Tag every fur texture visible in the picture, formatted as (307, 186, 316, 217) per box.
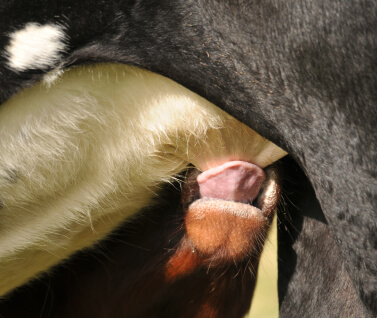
(0, 171, 270, 318)
(0, 0, 376, 316)
(5, 23, 66, 72)
(0, 63, 285, 296)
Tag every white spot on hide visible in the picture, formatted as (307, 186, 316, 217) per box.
(5, 23, 66, 72)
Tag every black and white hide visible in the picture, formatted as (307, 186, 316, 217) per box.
(0, 1, 376, 317)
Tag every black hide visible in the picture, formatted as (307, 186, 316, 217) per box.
(278, 156, 366, 317)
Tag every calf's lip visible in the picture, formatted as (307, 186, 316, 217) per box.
(181, 163, 280, 262)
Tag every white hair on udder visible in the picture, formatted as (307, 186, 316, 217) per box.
(0, 64, 286, 296)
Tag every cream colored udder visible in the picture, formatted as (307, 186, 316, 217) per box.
(0, 64, 286, 296)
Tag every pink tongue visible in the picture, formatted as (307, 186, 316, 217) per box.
(197, 161, 265, 203)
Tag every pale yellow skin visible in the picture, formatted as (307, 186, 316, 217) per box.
(0, 64, 286, 296)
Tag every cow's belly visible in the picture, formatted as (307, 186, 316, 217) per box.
(0, 64, 286, 296)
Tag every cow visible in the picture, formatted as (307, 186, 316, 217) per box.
(0, 1, 376, 317)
